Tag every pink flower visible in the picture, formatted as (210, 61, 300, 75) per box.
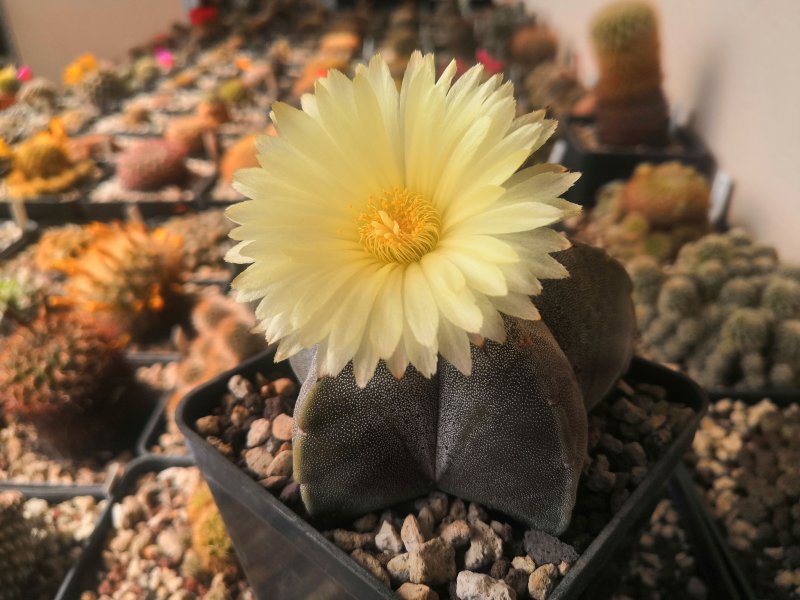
(476, 49, 504, 75)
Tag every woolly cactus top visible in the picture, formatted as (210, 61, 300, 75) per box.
(591, 0, 659, 53)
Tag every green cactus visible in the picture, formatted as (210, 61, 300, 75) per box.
(188, 481, 237, 575)
(774, 320, 800, 364)
(721, 308, 771, 353)
(81, 68, 127, 112)
(627, 255, 663, 304)
(657, 276, 700, 316)
(762, 277, 800, 320)
(291, 244, 635, 534)
(0, 491, 36, 599)
(590, 1, 668, 146)
(719, 278, 761, 307)
(769, 363, 796, 388)
(117, 139, 188, 191)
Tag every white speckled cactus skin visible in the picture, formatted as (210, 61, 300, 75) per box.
(290, 244, 636, 535)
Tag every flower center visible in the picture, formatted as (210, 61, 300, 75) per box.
(357, 187, 440, 264)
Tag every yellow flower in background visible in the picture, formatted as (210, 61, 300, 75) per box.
(63, 53, 98, 85)
(227, 52, 580, 387)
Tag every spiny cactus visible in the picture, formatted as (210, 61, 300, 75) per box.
(161, 210, 233, 272)
(621, 162, 710, 229)
(81, 68, 127, 113)
(57, 222, 185, 338)
(0, 492, 36, 600)
(635, 228, 800, 389)
(164, 115, 216, 156)
(131, 56, 160, 90)
(525, 61, 586, 116)
(0, 310, 126, 454)
(34, 223, 98, 272)
(4, 120, 95, 199)
(18, 78, 58, 113)
(590, 1, 668, 146)
(220, 134, 258, 185)
(117, 139, 188, 191)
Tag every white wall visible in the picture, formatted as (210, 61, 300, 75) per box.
(1, 0, 185, 81)
(525, 0, 800, 262)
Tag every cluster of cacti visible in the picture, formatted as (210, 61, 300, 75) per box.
(117, 138, 188, 191)
(0, 491, 36, 600)
(162, 209, 234, 271)
(187, 480, 238, 575)
(0, 310, 126, 455)
(81, 68, 128, 113)
(4, 119, 95, 199)
(632, 229, 800, 389)
(508, 21, 558, 70)
(577, 162, 711, 263)
(55, 222, 185, 338)
(590, 0, 669, 147)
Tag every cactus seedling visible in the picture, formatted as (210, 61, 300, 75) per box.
(590, 1, 668, 146)
(117, 139, 188, 191)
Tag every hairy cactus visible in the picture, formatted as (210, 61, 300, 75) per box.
(657, 276, 700, 316)
(590, 1, 668, 146)
(117, 139, 188, 191)
(0, 310, 127, 454)
(4, 120, 95, 199)
(525, 61, 586, 116)
(621, 162, 710, 229)
(291, 243, 635, 534)
(57, 222, 185, 338)
(81, 68, 127, 113)
(762, 277, 800, 320)
(0, 492, 36, 599)
(220, 134, 258, 184)
(34, 223, 98, 271)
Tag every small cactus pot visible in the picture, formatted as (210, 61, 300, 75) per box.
(177, 348, 707, 599)
(559, 116, 715, 208)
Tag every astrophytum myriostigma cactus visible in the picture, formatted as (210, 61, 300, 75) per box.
(290, 243, 635, 535)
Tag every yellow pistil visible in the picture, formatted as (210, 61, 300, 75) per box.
(357, 187, 440, 264)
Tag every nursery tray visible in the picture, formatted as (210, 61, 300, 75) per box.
(176, 352, 707, 600)
(706, 388, 800, 405)
(54, 454, 195, 600)
(0, 218, 39, 261)
(0, 196, 81, 222)
(0, 375, 162, 497)
(669, 464, 757, 600)
(135, 395, 188, 457)
(560, 116, 716, 207)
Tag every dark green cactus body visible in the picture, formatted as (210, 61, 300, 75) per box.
(291, 244, 635, 534)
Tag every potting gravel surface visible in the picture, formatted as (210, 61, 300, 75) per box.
(688, 397, 800, 599)
(0, 220, 22, 253)
(196, 371, 696, 599)
(88, 158, 215, 204)
(609, 497, 707, 600)
(80, 466, 253, 600)
(22, 494, 107, 599)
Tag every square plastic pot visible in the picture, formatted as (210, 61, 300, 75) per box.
(176, 350, 708, 600)
(54, 455, 195, 600)
(559, 116, 716, 208)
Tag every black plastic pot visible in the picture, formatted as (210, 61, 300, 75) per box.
(54, 454, 195, 600)
(669, 464, 757, 600)
(0, 196, 81, 222)
(559, 116, 716, 207)
(0, 218, 38, 261)
(176, 350, 707, 600)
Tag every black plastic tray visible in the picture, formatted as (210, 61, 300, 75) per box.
(560, 116, 716, 207)
(0, 218, 38, 261)
(176, 351, 707, 600)
(669, 464, 757, 600)
(54, 454, 195, 600)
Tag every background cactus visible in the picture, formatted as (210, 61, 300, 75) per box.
(4, 120, 95, 199)
(56, 222, 185, 338)
(590, 0, 669, 146)
(117, 139, 188, 191)
(291, 244, 635, 535)
(220, 134, 258, 185)
(18, 78, 58, 113)
(216, 78, 251, 106)
(574, 162, 711, 263)
(508, 21, 558, 70)
(164, 115, 216, 156)
(0, 491, 36, 600)
(188, 480, 238, 575)
(81, 68, 127, 113)
(634, 228, 800, 389)
(0, 310, 128, 455)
